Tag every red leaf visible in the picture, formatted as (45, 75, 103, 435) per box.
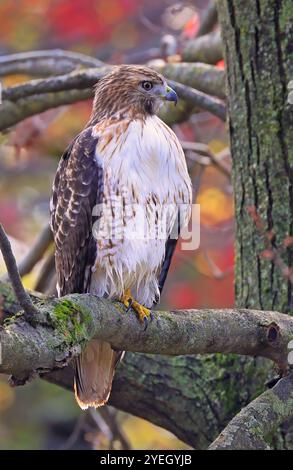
(283, 236, 293, 248)
(182, 13, 200, 39)
(260, 250, 274, 260)
(216, 59, 225, 69)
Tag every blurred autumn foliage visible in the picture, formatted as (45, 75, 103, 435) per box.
(0, 0, 233, 450)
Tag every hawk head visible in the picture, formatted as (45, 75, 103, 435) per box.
(92, 65, 177, 121)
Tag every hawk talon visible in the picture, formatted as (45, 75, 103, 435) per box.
(126, 298, 133, 312)
(120, 290, 151, 326)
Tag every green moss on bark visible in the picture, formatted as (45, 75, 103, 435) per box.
(50, 299, 92, 347)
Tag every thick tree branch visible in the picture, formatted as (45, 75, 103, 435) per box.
(209, 373, 293, 450)
(0, 279, 292, 380)
(3, 59, 225, 101)
(0, 279, 286, 448)
(197, 2, 218, 37)
(182, 30, 223, 64)
(1, 67, 112, 102)
(0, 89, 93, 131)
(0, 68, 226, 131)
(168, 80, 226, 121)
(0, 49, 104, 77)
(150, 62, 225, 99)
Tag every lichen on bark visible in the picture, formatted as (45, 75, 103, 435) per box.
(218, 0, 292, 313)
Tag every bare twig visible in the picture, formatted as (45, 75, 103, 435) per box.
(209, 374, 293, 450)
(203, 250, 234, 279)
(0, 225, 39, 316)
(88, 408, 113, 445)
(124, 47, 162, 64)
(34, 251, 56, 295)
(139, 7, 163, 34)
(185, 151, 211, 167)
(59, 414, 87, 450)
(99, 408, 131, 450)
(181, 140, 231, 177)
(17, 224, 53, 277)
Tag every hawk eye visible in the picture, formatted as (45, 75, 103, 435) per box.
(141, 81, 153, 91)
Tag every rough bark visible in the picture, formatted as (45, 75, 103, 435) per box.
(215, 0, 293, 450)
(218, 0, 293, 313)
(209, 373, 293, 450)
(46, 353, 269, 449)
(1, 280, 291, 378)
(0, 283, 276, 448)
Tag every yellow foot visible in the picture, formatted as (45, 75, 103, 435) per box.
(120, 289, 152, 327)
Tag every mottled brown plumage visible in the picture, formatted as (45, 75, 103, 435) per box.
(51, 65, 192, 409)
(90, 65, 165, 123)
(51, 127, 102, 295)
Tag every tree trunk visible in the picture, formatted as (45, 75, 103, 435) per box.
(214, 0, 293, 449)
(218, 0, 292, 313)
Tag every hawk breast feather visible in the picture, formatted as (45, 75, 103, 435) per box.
(51, 117, 192, 303)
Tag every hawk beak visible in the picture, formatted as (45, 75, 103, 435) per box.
(165, 86, 178, 105)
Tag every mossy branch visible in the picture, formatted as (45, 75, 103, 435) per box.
(0, 280, 292, 380)
(209, 373, 293, 450)
(1, 280, 293, 449)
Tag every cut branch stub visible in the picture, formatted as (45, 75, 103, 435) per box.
(266, 323, 280, 343)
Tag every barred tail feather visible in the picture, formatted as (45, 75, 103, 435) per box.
(74, 339, 118, 409)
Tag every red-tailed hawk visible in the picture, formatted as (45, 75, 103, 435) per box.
(50, 65, 192, 409)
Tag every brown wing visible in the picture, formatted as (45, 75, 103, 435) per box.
(50, 126, 103, 296)
(158, 236, 178, 295)
(157, 209, 181, 300)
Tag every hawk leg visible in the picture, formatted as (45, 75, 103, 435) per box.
(120, 289, 152, 328)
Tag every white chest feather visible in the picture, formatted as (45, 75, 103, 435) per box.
(90, 115, 192, 305)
